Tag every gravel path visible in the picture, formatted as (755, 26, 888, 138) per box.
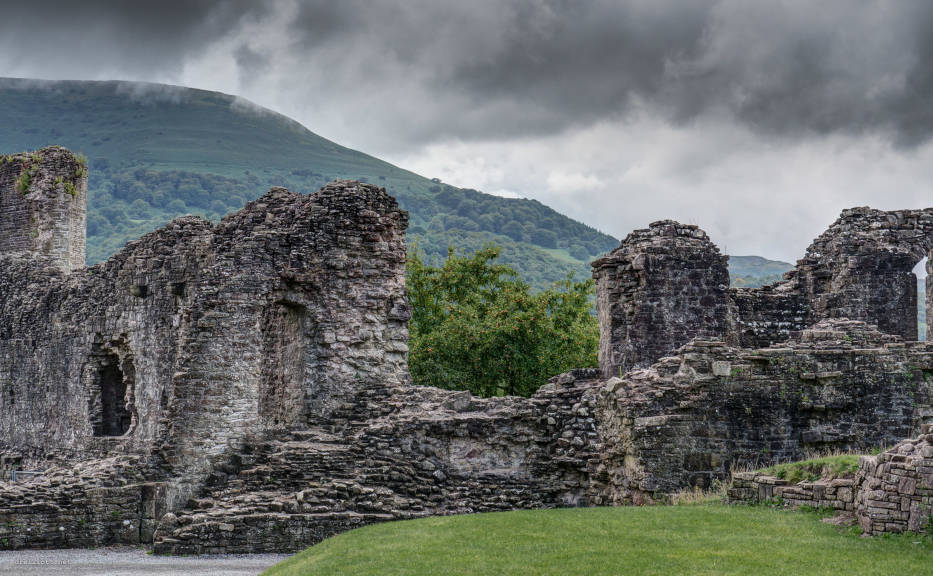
(0, 548, 290, 576)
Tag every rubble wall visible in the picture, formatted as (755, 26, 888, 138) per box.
(856, 426, 933, 535)
(594, 320, 933, 504)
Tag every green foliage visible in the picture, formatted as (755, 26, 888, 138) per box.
(407, 246, 598, 397)
(14, 169, 30, 194)
(759, 454, 861, 484)
(262, 505, 933, 576)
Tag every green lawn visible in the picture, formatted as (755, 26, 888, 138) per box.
(262, 504, 932, 576)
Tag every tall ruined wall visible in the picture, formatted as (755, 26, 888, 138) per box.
(0, 178, 409, 479)
(0, 147, 87, 272)
(795, 207, 933, 341)
(592, 221, 731, 377)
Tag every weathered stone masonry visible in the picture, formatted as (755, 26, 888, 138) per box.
(0, 146, 86, 273)
(3, 147, 933, 552)
(594, 208, 933, 376)
(592, 221, 731, 377)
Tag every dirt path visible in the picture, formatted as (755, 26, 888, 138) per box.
(0, 548, 289, 576)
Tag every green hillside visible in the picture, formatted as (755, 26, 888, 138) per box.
(0, 78, 618, 288)
(729, 255, 794, 288)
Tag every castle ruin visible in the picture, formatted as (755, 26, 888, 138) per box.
(0, 147, 931, 553)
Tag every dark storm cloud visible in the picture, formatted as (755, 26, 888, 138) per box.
(0, 1, 268, 77)
(5, 0, 933, 146)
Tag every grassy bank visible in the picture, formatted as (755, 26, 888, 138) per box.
(263, 504, 932, 576)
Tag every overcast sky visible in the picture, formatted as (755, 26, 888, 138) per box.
(2, 0, 933, 263)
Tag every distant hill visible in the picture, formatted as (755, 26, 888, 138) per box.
(0, 78, 618, 289)
(728, 255, 795, 288)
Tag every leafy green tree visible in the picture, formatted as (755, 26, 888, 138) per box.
(407, 246, 598, 397)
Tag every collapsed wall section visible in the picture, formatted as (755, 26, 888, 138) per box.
(152, 369, 605, 554)
(856, 425, 933, 535)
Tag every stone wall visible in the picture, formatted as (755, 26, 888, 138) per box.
(4, 149, 933, 552)
(592, 221, 731, 377)
(0, 147, 86, 273)
(795, 207, 933, 342)
(856, 426, 933, 535)
(728, 472, 856, 511)
(0, 157, 415, 550)
(592, 320, 933, 504)
(153, 369, 605, 554)
(594, 208, 933, 371)
(729, 285, 808, 349)
(729, 426, 933, 537)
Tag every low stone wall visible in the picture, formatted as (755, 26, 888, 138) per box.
(0, 457, 166, 549)
(856, 426, 933, 535)
(151, 370, 605, 554)
(728, 472, 855, 511)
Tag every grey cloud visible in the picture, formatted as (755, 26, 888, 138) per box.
(280, 0, 933, 146)
(3, 1, 933, 147)
(0, 1, 268, 79)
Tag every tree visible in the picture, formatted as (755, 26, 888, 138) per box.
(501, 221, 524, 241)
(530, 228, 558, 249)
(407, 245, 598, 397)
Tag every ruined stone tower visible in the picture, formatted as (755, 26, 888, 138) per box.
(0, 146, 87, 272)
(591, 220, 731, 377)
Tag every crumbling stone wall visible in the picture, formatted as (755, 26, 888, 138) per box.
(593, 320, 933, 504)
(592, 221, 731, 377)
(152, 369, 605, 554)
(596, 209, 933, 370)
(855, 425, 933, 535)
(728, 425, 933, 536)
(794, 207, 933, 341)
(0, 151, 414, 550)
(4, 148, 933, 552)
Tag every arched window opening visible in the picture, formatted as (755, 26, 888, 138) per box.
(914, 257, 928, 342)
(86, 343, 135, 437)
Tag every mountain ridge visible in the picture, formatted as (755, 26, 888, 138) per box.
(0, 77, 799, 290)
(0, 78, 617, 288)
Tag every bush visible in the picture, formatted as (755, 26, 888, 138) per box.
(407, 246, 598, 397)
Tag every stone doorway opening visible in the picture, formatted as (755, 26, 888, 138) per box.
(914, 258, 928, 342)
(86, 340, 136, 437)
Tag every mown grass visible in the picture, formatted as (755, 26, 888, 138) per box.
(262, 505, 932, 576)
(759, 454, 861, 484)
